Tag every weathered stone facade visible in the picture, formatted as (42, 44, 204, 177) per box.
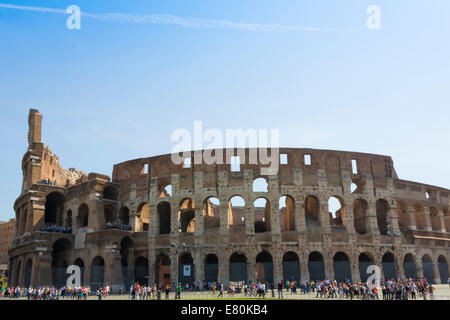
(8, 109, 450, 291)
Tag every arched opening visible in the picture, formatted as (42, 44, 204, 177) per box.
(252, 177, 268, 192)
(381, 252, 397, 280)
(414, 203, 427, 230)
(353, 199, 369, 234)
(134, 256, 148, 286)
(282, 251, 300, 282)
(104, 204, 115, 224)
(203, 197, 220, 230)
(103, 186, 118, 201)
(422, 254, 434, 284)
(159, 184, 172, 198)
(280, 196, 295, 231)
(51, 238, 72, 288)
(77, 204, 89, 228)
(376, 199, 390, 235)
(156, 254, 171, 288)
(333, 252, 351, 282)
(308, 252, 325, 281)
(305, 196, 320, 227)
(254, 197, 271, 233)
(229, 253, 247, 282)
(204, 254, 219, 283)
(358, 253, 374, 282)
(430, 207, 441, 231)
(65, 210, 72, 228)
(178, 198, 195, 233)
(90, 256, 105, 290)
(256, 251, 273, 284)
(328, 196, 344, 227)
(136, 203, 150, 232)
(438, 255, 449, 284)
(178, 252, 194, 284)
(120, 237, 134, 288)
(157, 202, 171, 234)
(396, 200, 411, 231)
(444, 207, 450, 232)
(20, 209, 28, 235)
(44, 192, 65, 226)
(228, 196, 246, 228)
(119, 207, 130, 226)
(74, 258, 85, 286)
(24, 259, 32, 287)
(403, 254, 418, 280)
(14, 260, 21, 287)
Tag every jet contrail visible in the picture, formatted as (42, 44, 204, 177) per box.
(0, 3, 327, 32)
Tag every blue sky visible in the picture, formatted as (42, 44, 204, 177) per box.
(0, 0, 449, 220)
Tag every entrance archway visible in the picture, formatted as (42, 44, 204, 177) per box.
(229, 253, 247, 282)
(282, 252, 300, 282)
(256, 251, 273, 284)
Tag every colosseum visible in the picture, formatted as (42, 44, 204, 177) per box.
(8, 109, 450, 291)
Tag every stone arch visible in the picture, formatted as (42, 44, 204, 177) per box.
(134, 256, 149, 285)
(282, 251, 300, 282)
(308, 251, 325, 281)
(376, 199, 390, 235)
(252, 177, 268, 192)
(178, 252, 194, 284)
(414, 203, 426, 230)
(24, 258, 33, 287)
(305, 196, 320, 227)
(256, 250, 273, 284)
(403, 253, 418, 280)
(14, 259, 22, 287)
(157, 202, 171, 234)
(254, 197, 271, 233)
(136, 202, 150, 232)
(353, 198, 369, 234)
(358, 252, 374, 282)
(90, 256, 105, 290)
(422, 254, 434, 284)
(429, 207, 441, 231)
(328, 196, 345, 227)
(44, 192, 65, 225)
(396, 200, 410, 230)
(120, 236, 134, 288)
(229, 253, 247, 282)
(156, 253, 171, 288)
(437, 255, 449, 284)
(204, 254, 219, 283)
(77, 204, 89, 228)
(65, 209, 72, 228)
(280, 195, 295, 231)
(381, 251, 397, 280)
(159, 183, 172, 198)
(333, 252, 352, 282)
(51, 238, 73, 288)
(203, 197, 220, 230)
(178, 198, 195, 233)
(103, 204, 116, 224)
(228, 196, 246, 227)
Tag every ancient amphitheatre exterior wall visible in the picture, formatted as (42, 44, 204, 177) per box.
(8, 110, 450, 290)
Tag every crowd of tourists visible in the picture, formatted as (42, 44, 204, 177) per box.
(0, 278, 440, 300)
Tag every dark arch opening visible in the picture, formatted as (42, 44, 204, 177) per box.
(229, 253, 247, 282)
(353, 199, 369, 234)
(103, 186, 118, 201)
(178, 252, 194, 284)
(44, 192, 65, 225)
(158, 202, 171, 234)
(305, 196, 320, 227)
(134, 256, 148, 286)
(120, 237, 134, 288)
(119, 207, 130, 226)
(358, 253, 374, 282)
(376, 199, 390, 235)
(156, 254, 171, 289)
(422, 254, 434, 284)
(438, 255, 449, 284)
(51, 238, 72, 288)
(308, 252, 325, 281)
(24, 259, 32, 287)
(90, 256, 105, 290)
(204, 254, 219, 283)
(74, 257, 85, 285)
(282, 251, 300, 282)
(256, 251, 273, 284)
(381, 252, 397, 280)
(77, 204, 89, 228)
(333, 252, 351, 282)
(403, 254, 418, 280)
